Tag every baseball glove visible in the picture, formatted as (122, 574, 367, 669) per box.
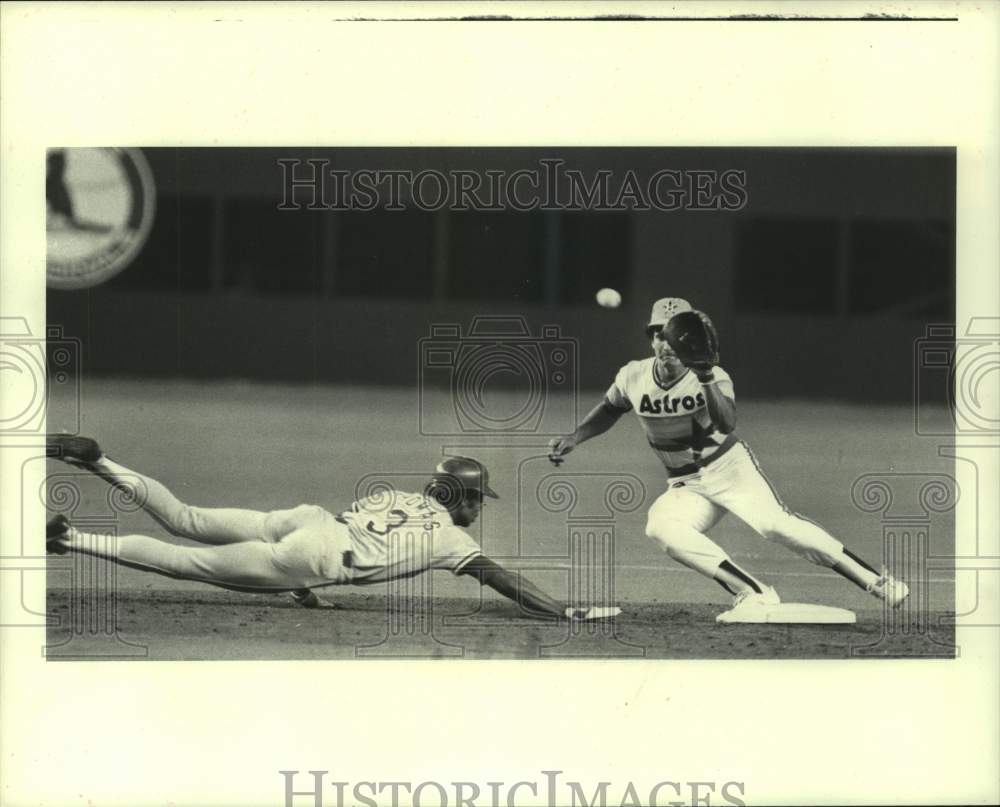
(664, 310, 720, 375)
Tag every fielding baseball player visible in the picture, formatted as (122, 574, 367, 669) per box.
(46, 435, 618, 622)
(548, 297, 909, 621)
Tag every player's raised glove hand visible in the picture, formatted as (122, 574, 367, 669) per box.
(547, 434, 577, 466)
(565, 606, 622, 621)
(664, 310, 720, 381)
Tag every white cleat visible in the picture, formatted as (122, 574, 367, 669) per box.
(867, 572, 910, 608)
(716, 585, 781, 623)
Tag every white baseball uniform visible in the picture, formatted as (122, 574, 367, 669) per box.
(74, 458, 483, 591)
(605, 358, 844, 577)
(335, 489, 483, 583)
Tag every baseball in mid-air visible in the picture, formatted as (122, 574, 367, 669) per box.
(596, 287, 622, 308)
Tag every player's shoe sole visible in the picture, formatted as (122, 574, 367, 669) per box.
(46, 514, 72, 555)
(47, 434, 104, 467)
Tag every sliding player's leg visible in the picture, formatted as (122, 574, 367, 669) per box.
(49, 435, 269, 545)
(46, 509, 353, 592)
(96, 455, 273, 544)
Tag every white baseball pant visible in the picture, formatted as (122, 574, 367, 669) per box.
(644, 441, 845, 578)
(77, 458, 353, 591)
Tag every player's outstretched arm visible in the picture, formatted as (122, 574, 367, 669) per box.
(548, 399, 626, 462)
(458, 555, 619, 621)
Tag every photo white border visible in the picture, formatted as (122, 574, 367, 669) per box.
(2, 2, 997, 805)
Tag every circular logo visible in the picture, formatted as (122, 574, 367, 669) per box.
(46, 148, 156, 290)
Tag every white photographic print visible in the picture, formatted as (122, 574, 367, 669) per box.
(1, 3, 996, 806)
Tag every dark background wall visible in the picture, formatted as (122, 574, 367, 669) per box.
(47, 148, 955, 401)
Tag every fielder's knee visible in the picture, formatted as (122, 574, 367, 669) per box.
(645, 517, 683, 556)
(645, 517, 731, 578)
(645, 516, 664, 544)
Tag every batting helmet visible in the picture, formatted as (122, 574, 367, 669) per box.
(646, 297, 693, 335)
(432, 456, 499, 500)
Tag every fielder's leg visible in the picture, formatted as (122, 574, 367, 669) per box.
(645, 487, 774, 598)
(707, 443, 908, 606)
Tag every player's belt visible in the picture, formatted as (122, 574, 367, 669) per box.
(651, 432, 739, 478)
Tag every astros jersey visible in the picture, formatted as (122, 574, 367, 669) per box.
(606, 358, 736, 474)
(335, 489, 482, 584)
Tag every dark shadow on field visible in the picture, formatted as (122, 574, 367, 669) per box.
(47, 588, 956, 661)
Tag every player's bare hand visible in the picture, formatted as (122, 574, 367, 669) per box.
(547, 434, 577, 465)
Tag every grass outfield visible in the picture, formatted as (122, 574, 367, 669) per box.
(45, 379, 956, 659)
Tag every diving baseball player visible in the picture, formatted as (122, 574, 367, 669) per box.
(548, 297, 909, 621)
(46, 436, 618, 621)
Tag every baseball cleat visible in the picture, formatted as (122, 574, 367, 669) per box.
(715, 584, 781, 623)
(46, 514, 72, 555)
(47, 434, 104, 467)
(731, 584, 781, 608)
(867, 572, 910, 608)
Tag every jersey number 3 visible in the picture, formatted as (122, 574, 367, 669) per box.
(364, 508, 409, 535)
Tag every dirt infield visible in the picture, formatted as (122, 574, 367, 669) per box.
(46, 587, 955, 660)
